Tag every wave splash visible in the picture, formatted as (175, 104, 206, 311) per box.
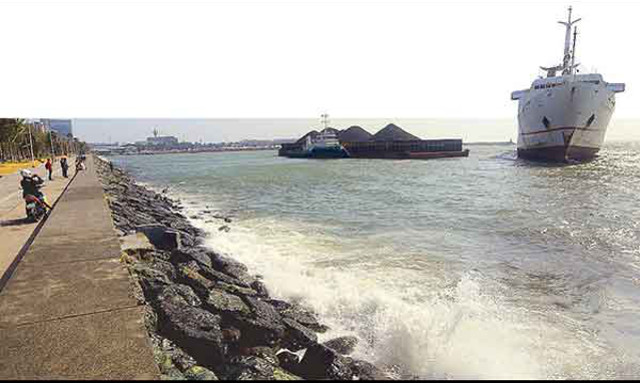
(175, 199, 609, 380)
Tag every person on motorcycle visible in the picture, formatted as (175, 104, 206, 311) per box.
(20, 169, 53, 210)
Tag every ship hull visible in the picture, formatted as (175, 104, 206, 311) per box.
(309, 146, 349, 158)
(517, 144, 598, 162)
(514, 74, 617, 162)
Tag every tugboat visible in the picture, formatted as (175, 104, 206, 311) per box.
(286, 114, 349, 159)
(511, 7, 625, 162)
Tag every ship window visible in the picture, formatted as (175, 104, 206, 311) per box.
(542, 116, 551, 129)
(586, 114, 595, 127)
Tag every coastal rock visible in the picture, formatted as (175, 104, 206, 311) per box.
(323, 335, 359, 355)
(222, 356, 279, 380)
(120, 232, 155, 258)
(282, 317, 318, 351)
(234, 297, 286, 347)
(276, 350, 302, 374)
(132, 264, 173, 299)
(97, 158, 360, 380)
(171, 248, 214, 269)
(184, 365, 219, 380)
(250, 280, 270, 298)
(345, 358, 392, 380)
(208, 251, 255, 285)
(158, 284, 202, 308)
(156, 288, 226, 367)
(269, 299, 329, 333)
(155, 350, 184, 379)
(206, 289, 251, 316)
(154, 335, 198, 372)
(177, 263, 218, 298)
(296, 343, 353, 380)
(150, 259, 178, 281)
(179, 231, 197, 248)
(221, 327, 242, 344)
(239, 346, 280, 366)
(136, 224, 181, 251)
(214, 281, 258, 297)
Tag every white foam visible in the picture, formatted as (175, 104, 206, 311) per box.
(172, 205, 615, 380)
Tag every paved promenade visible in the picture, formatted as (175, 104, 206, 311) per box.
(0, 157, 159, 380)
(0, 160, 71, 277)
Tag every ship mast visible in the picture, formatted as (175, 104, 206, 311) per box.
(320, 113, 329, 131)
(559, 6, 581, 75)
(570, 26, 578, 74)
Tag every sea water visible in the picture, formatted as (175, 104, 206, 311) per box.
(111, 142, 640, 379)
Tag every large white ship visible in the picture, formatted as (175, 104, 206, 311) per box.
(511, 7, 625, 162)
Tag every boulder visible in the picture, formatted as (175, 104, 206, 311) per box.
(239, 346, 279, 366)
(221, 327, 242, 344)
(150, 259, 178, 281)
(171, 249, 213, 269)
(296, 343, 353, 380)
(132, 264, 172, 299)
(158, 284, 202, 308)
(120, 232, 155, 257)
(157, 291, 226, 367)
(345, 358, 392, 380)
(180, 231, 197, 248)
(137, 224, 181, 251)
(177, 261, 255, 299)
(208, 251, 255, 285)
(154, 350, 184, 380)
(268, 299, 329, 333)
(233, 297, 286, 347)
(211, 280, 257, 297)
(154, 335, 198, 372)
(184, 365, 219, 380)
(323, 335, 359, 355)
(222, 356, 277, 380)
(276, 350, 301, 375)
(282, 318, 318, 351)
(251, 280, 269, 298)
(272, 367, 302, 380)
(177, 263, 218, 298)
(206, 289, 251, 316)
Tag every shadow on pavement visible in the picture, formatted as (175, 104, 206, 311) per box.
(0, 217, 35, 227)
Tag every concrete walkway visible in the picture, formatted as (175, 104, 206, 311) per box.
(0, 160, 73, 278)
(0, 157, 159, 380)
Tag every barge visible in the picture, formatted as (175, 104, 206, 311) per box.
(278, 120, 469, 160)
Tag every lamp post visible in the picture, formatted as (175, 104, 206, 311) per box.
(27, 123, 35, 167)
(49, 129, 55, 159)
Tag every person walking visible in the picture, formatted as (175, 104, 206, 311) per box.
(60, 157, 69, 178)
(45, 158, 53, 180)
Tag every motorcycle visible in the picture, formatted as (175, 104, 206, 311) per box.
(21, 177, 48, 222)
(24, 194, 47, 222)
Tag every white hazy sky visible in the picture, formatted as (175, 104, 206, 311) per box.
(0, 0, 637, 142)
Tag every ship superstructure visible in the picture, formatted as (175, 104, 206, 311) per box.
(511, 7, 625, 162)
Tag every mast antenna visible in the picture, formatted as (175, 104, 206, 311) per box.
(320, 113, 329, 130)
(571, 26, 578, 75)
(559, 6, 581, 75)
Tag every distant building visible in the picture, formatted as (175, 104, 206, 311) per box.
(41, 119, 73, 137)
(147, 135, 179, 146)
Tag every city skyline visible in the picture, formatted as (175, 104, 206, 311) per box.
(74, 118, 640, 145)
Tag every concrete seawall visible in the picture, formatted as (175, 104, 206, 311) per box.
(0, 157, 159, 379)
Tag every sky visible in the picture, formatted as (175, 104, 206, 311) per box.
(0, 0, 638, 142)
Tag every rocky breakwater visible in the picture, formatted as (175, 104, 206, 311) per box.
(94, 156, 391, 381)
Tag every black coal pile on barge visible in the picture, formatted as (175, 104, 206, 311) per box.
(279, 123, 470, 160)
